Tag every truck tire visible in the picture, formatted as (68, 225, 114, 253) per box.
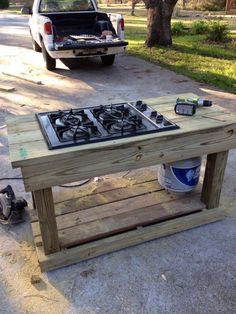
(41, 41, 56, 71)
(32, 39, 41, 52)
(101, 54, 115, 66)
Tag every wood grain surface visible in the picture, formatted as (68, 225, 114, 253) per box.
(6, 93, 236, 191)
(36, 207, 226, 272)
(201, 151, 229, 208)
(32, 188, 204, 249)
(33, 188, 60, 255)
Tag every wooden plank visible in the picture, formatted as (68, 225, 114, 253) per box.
(6, 107, 230, 162)
(56, 180, 162, 215)
(201, 151, 229, 209)
(30, 179, 164, 222)
(21, 119, 236, 191)
(6, 103, 227, 145)
(0, 86, 15, 92)
(36, 207, 226, 272)
(33, 192, 204, 248)
(33, 188, 60, 255)
(6, 94, 234, 169)
(2, 71, 42, 85)
(32, 185, 181, 234)
(6, 104, 228, 147)
(142, 93, 197, 106)
(10, 111, 236, 167)
(53, 167, 159, 203)
(58, 195, 205, 248)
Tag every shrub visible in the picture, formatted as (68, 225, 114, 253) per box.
(0, 0, 9, 9)
(207, 22, 230, 42)
(202, 0, 226, 11)
(172, 22, 186, 36)
(192, 20, 210, 34)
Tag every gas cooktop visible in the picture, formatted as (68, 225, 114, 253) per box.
(36, 101, 179, 150)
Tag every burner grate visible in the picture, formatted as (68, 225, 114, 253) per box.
(91, 104, 145, 135)
(36, 102, 179, 149)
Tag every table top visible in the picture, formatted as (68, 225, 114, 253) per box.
(6, 93, 236, 191)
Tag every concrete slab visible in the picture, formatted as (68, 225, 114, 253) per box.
(0, 13, 236, 314)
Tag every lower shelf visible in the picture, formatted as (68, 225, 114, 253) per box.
(36, 207, 226, 272)
(29, 173, 226, 272)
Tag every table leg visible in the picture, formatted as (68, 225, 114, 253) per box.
(201, 151, 229, 209)
(33, 188, 60, 255)
(31, 192, 36, 209)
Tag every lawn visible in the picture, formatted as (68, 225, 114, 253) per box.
(101, 4, 236, 94)
(2, 4, 236, 93)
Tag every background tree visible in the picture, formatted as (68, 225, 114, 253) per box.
(131, 0, 141, 16)
(182, 0, 188, 9)
(143, 0, 178, 47)
(203, 0, 226, 11)
(0, 0, 9, 9)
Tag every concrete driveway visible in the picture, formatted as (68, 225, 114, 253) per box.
(0, 13, 236, 314)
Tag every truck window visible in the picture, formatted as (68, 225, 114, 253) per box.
(39, 0, 94, 12)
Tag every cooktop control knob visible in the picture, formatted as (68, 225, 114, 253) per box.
(135, 100, 143, 109)
(135, 100, 147, 112)
(140, 103, 147, 111)
(150, 110, 157, 118)
(156, 114, 164, 124)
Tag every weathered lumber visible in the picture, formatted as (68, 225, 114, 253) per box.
(0, 86, 15, 92)
(6, 92, 236, 192)
(2, 72, 42, 85)
(201, 151, 229, 208)
(30, 179, 163, 221)
(20, 118, 236, 191)
(6, 93, 234, 271)
(36, 207, 226, 272)
(31, 186, 202, 248)
(33, 188, 60, 255)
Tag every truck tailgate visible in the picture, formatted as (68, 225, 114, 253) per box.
(54, 39, 128, 51)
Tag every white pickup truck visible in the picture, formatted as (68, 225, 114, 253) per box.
(27, 0, 128, 70)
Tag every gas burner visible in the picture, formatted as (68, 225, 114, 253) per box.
(93, 105, 129, 121)
(109, 119, 136, 133)
(50, 109, 90, 128)
(57, 120, 100, 142)
(105, 116, 143, 133)
(36, 102, 179, 149)
(60, 124, 99, 141)
(92, 104, 144, 134)
(61, 125, 90, 141)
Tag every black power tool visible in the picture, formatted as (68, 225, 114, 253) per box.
(0, 185, 27, 224)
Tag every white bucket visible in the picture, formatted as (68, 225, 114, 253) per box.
(158, 157, 201, 193)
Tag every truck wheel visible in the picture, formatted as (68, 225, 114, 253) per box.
(101, 54, 115, 66)
(41, 41, 56, 71)
(32, 39, 41, 52)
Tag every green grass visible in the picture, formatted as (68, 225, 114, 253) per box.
(0, 6, 22, 14)
(102, 4, 236, 94)
(2, 4, 236, 93)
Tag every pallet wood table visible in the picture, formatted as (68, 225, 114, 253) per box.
(6, 93, 236, 272)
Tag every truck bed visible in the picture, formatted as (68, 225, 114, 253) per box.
(42, 12, 128, 52)
(42, 12, 115, 37)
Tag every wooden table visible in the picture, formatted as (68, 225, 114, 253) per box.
(6, 93, 236, 271)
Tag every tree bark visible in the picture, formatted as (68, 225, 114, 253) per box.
(131, 0, 136, 15)
(131, 0, 140, 16)
(143, 0, 178, 47)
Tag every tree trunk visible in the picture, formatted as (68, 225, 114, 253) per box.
(144, 0, 178, 47)
(131, 0, 140, 16)
(131, 1, 136, 15)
